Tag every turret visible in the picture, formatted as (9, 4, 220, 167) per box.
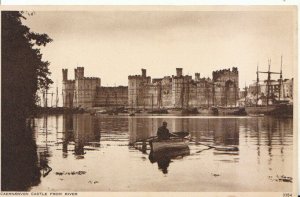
(62, 69, 68, 81)
(195, 73, 200, 81)
(142, 69, 146, 78)
(176, 68, 183, 77)
(75, 67, 84, 80)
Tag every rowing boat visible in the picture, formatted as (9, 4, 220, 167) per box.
(150, 138, 189, 152)
(149, 132, 190, 152)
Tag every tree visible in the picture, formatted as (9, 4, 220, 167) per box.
(1, 11, 53, 191)
(2, 11, 53, 118)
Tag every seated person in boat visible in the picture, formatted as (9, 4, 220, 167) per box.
(157, 121, 176, 140)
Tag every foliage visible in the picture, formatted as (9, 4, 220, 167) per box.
(2, 11, 53, 116)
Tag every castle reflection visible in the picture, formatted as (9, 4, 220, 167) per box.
(128, 117, 239, 146)
(128, 116, 292, 174)
(62, 114, 100, 158)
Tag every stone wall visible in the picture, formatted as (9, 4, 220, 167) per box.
(74, 78, 100, 108)
(63, 66, 240, 109)
(62, 80, 75, 108)
(95, 86, 128, 107)
(62, 67, 101, 109)
(128, 69, 151, 108)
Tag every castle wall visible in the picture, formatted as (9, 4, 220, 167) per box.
(62, 67, 101, 109)
(62, 66, 240, 109)
(128, 69, 151, 108)
(62, 80, 75, 108)
(213, 67, 239, 107)
(95, 86, 128, 107)
(188, 80, 214, 108)
(161, 77, 173, 107)
(74, 78, 101, 108)
(172, 76, 193, 108)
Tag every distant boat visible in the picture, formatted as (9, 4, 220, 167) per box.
(168, 108, 198, 115)
(245, 57, 293, 117)
(245, 103, 292, 116)
(216, 106, 247, 116)
(147, 108, 169, 114)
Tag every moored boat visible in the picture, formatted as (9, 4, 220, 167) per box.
(245, 103, 292, 116)
(147, 108, 169, 114)
(216, 106, 247, 116)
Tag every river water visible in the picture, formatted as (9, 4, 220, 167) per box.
(29, 114, 293, 192)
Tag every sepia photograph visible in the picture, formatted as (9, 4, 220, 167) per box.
(1, 5, 297, 196)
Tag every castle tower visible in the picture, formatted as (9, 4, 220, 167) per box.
(74, 66, 100, 108)
(172, 68, 192, 108)
(212, 67, 239, 106)
(62, 68, 75, 108)
(62, 69, 68, 81)
(128, 68, 151, 109)
(75, 67, 84, 80)
(195, 73, 200, 81)
(142, 69, 146, 77)
(176, 68, 183, 77)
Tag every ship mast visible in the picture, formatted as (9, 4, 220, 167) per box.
(244, 82, 247, 104)
(279, 55, 285, 101)
(266, 59, 271, 106)
(256, 64, 259, 107)
(56, 86, 59, 107)
(257, 58, 282, 106)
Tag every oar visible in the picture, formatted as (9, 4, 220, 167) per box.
(133, 136, 157, 143)
(189, 138, 239, 151)
(195, 147, 214, 153)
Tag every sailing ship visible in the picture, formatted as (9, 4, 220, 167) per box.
(245, 57, 292, 116)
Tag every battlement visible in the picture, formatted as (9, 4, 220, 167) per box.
(212, 67, 239, 80)
(97, 86, 128, 90)
(81, 77, 100, 80)
(128, 75, 151, 80)
(75, 67, 84, 79)
(198, 77, 212, 82)
(152, 78, 163, 83)
(172, 75, 193, 80)
(128, 68, 150, 80)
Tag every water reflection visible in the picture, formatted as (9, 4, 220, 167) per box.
(149, 148, 190, 174)
(129, 116, 293, 174)
(62, 114, 100, 158)
(38, 115, 53, 177)
(129, 117, 240, 146)
(26, 114, 293, 191)
(2, 118, 41, 191)
(129, 117, 241, 173)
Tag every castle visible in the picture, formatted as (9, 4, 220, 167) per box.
(62, 67, 239, 109)
(62, 67, 127, 108)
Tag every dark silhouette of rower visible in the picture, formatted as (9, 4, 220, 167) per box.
(157, 121, 177, 140)
(157, 121, 170, 140)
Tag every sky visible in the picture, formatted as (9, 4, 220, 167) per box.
(22, 6, 297, 93)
